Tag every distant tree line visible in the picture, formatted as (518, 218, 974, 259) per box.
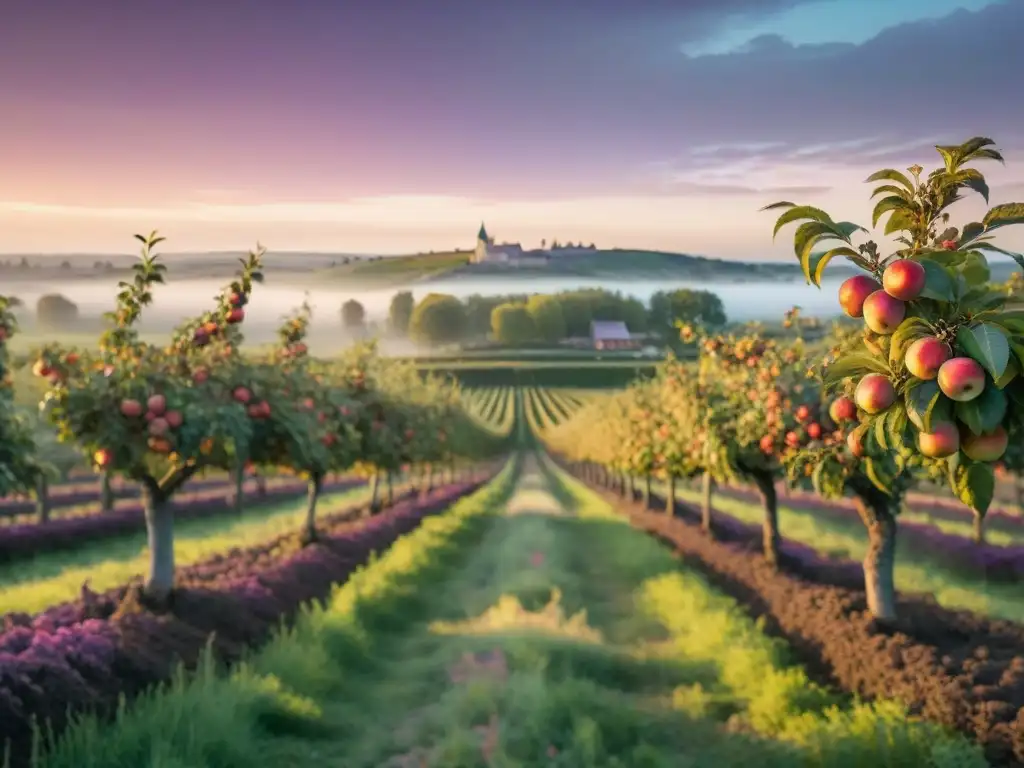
(383, 287, 726, 347)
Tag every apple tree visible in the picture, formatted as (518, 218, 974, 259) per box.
(0, 297, 44, 500)
(765, 136, 1024, 621)
(37, 233, 266, 604)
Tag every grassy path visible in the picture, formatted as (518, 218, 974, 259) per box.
(40, 458, 985, 767)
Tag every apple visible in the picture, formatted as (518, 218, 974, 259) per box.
(838, 275, 881, 318)
(229, 292, 245, 307)
(120, 399, 143, 418)
(322, 434, 336, 446)
(148, 417, 169, 437)
(94, 448, 113, 468)
(259, 401, 271, 417)
(233, 386, 252, 404)
(937, 357, 985, 402)
(882, 259, 926, 301)
(759, 434, 775, 454)
(904, 337, 951, 380)
(144, 411, 157, 423)
(193, 328, 210, 347)
(862, 291, 906, 335)
(65, 353, 79, 365)
(829, 396, 857, 423)
(165, 410, 183, 429)
(147, 394, 167, 416)
(855, 373, 896, 414)
(301, 398, 314, 410)
(226, 308, 245, 324)
(961, 425, 1009, 461)
(795, 405, 811, 423)
(0, 326, 7, 342)
(148, 437, 172, 454)
(193, 368, 209, 384)
(846, 430, 865, 458)
(941, 239, 958, 251)
(916, 421, 960, 458)
(32, 359, 52, 378)
(247, 403, 263, 418)
(807, 422, 822, 440)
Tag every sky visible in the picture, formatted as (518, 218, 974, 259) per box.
(2, 0, 1023, 260)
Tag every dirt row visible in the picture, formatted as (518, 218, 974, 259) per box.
(585, 479, 1024, 767)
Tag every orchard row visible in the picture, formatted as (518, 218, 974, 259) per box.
(0, 233, 508, 603)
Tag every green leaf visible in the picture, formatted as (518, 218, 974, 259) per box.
(822, 351, 890, 387)
(884, 209, 916, 235)
(981, 202, 1024, 233)
(870, 184, 911, 201)
(954, 461, 995, 516)
(904, 380, 944, 432)
(959, 251, 991, 285)
(864, 168, 914, 192)
(760, 201, 796, 212)
(916, 259, 956, 302)
(873, 413, 889, 450)
(959, 222, 985, 245)
(956, 169, 990, 203)
(954, 384, 1007, 434)
(809, 247, 860, 286)
(772, 205, 834, 239)
(993, 356, 1019, 389)
(970, 241, 1024, 271)
(861, 457, 893, 495)
(871, 195, 912, 228)
(956, 322, 1010, 380)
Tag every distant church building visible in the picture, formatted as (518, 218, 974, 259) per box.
(472, 223, 548, 266)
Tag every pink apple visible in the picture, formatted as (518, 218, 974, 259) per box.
(882, 259, 926, 301)
(916, 421, 960, 458)
(904, 337, 951, 380)
(829, 396, 857, 423)
(937, 357, 985, 402)
(961, 425, 1009, 462)
(862, 291, 906, 335)
(855, 373, 896, 414)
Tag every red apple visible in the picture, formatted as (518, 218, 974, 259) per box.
(838, 275, 881, 318)
(846, 430, 865, 457)
(94, 448, 113, 468)
(193, 328, 210, 347)
(145, 411, 157, 423)
(165, 410, 183, 429)
(759, 434, 775, 454)
(916, 421, 960, 458)
(961, 425, 1009, 461)
(120, 399, 143, 418)
(148, 437, 172, 454)
(937, 357, 985, 402)
(148, 417, 169, 437)
(233, 386, 252, 404)
(247, 403, 263, 418)
(882, 259, 926, 301)
(0, 326, 7, 342)
(807, 422, 822, 440)
(904, 337, 951, 380)
(147, 394, 167, 416)
(829, 396, 857, 423)
(855, 373, 895, 414)
(193, 368, 209, 384)
(65, 353, 79, 365)
(941, 239, 958, 251)
(795, 405, 811, 423)
(32, 359, 52, 378)
(226, 308, 245, 324)
(229, 292, 245, 307)
(862, 291, 906, 335)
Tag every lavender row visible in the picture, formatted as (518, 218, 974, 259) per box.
(0, 478, 363, 565)
(0, 481, 484, 768)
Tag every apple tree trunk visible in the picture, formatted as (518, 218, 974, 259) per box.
(303, 473, 324, 543)
(644, 475, 653, 509)
(749, 469, 780, 567)
(255, 474, 267, 498)
(666, 474, 676, 515)
(971, 512, 986, 545)
(627, 474, 636, 502)
(700, 472, 715, 538)
(142, 483, 175, 604)
(231, 462, 245, 513)
(100, 471, 115, 512)
(385, 470, 394, 506)
(35, 475, 50, 524)
(852, 484, 898, 622)
(369, 472, 381, 513)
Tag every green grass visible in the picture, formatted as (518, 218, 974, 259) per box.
(33, 456, 985, 768)
(312, 250, 471, 285)
(0, 483, 376, 616)
(672, 483, 1024, 624)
